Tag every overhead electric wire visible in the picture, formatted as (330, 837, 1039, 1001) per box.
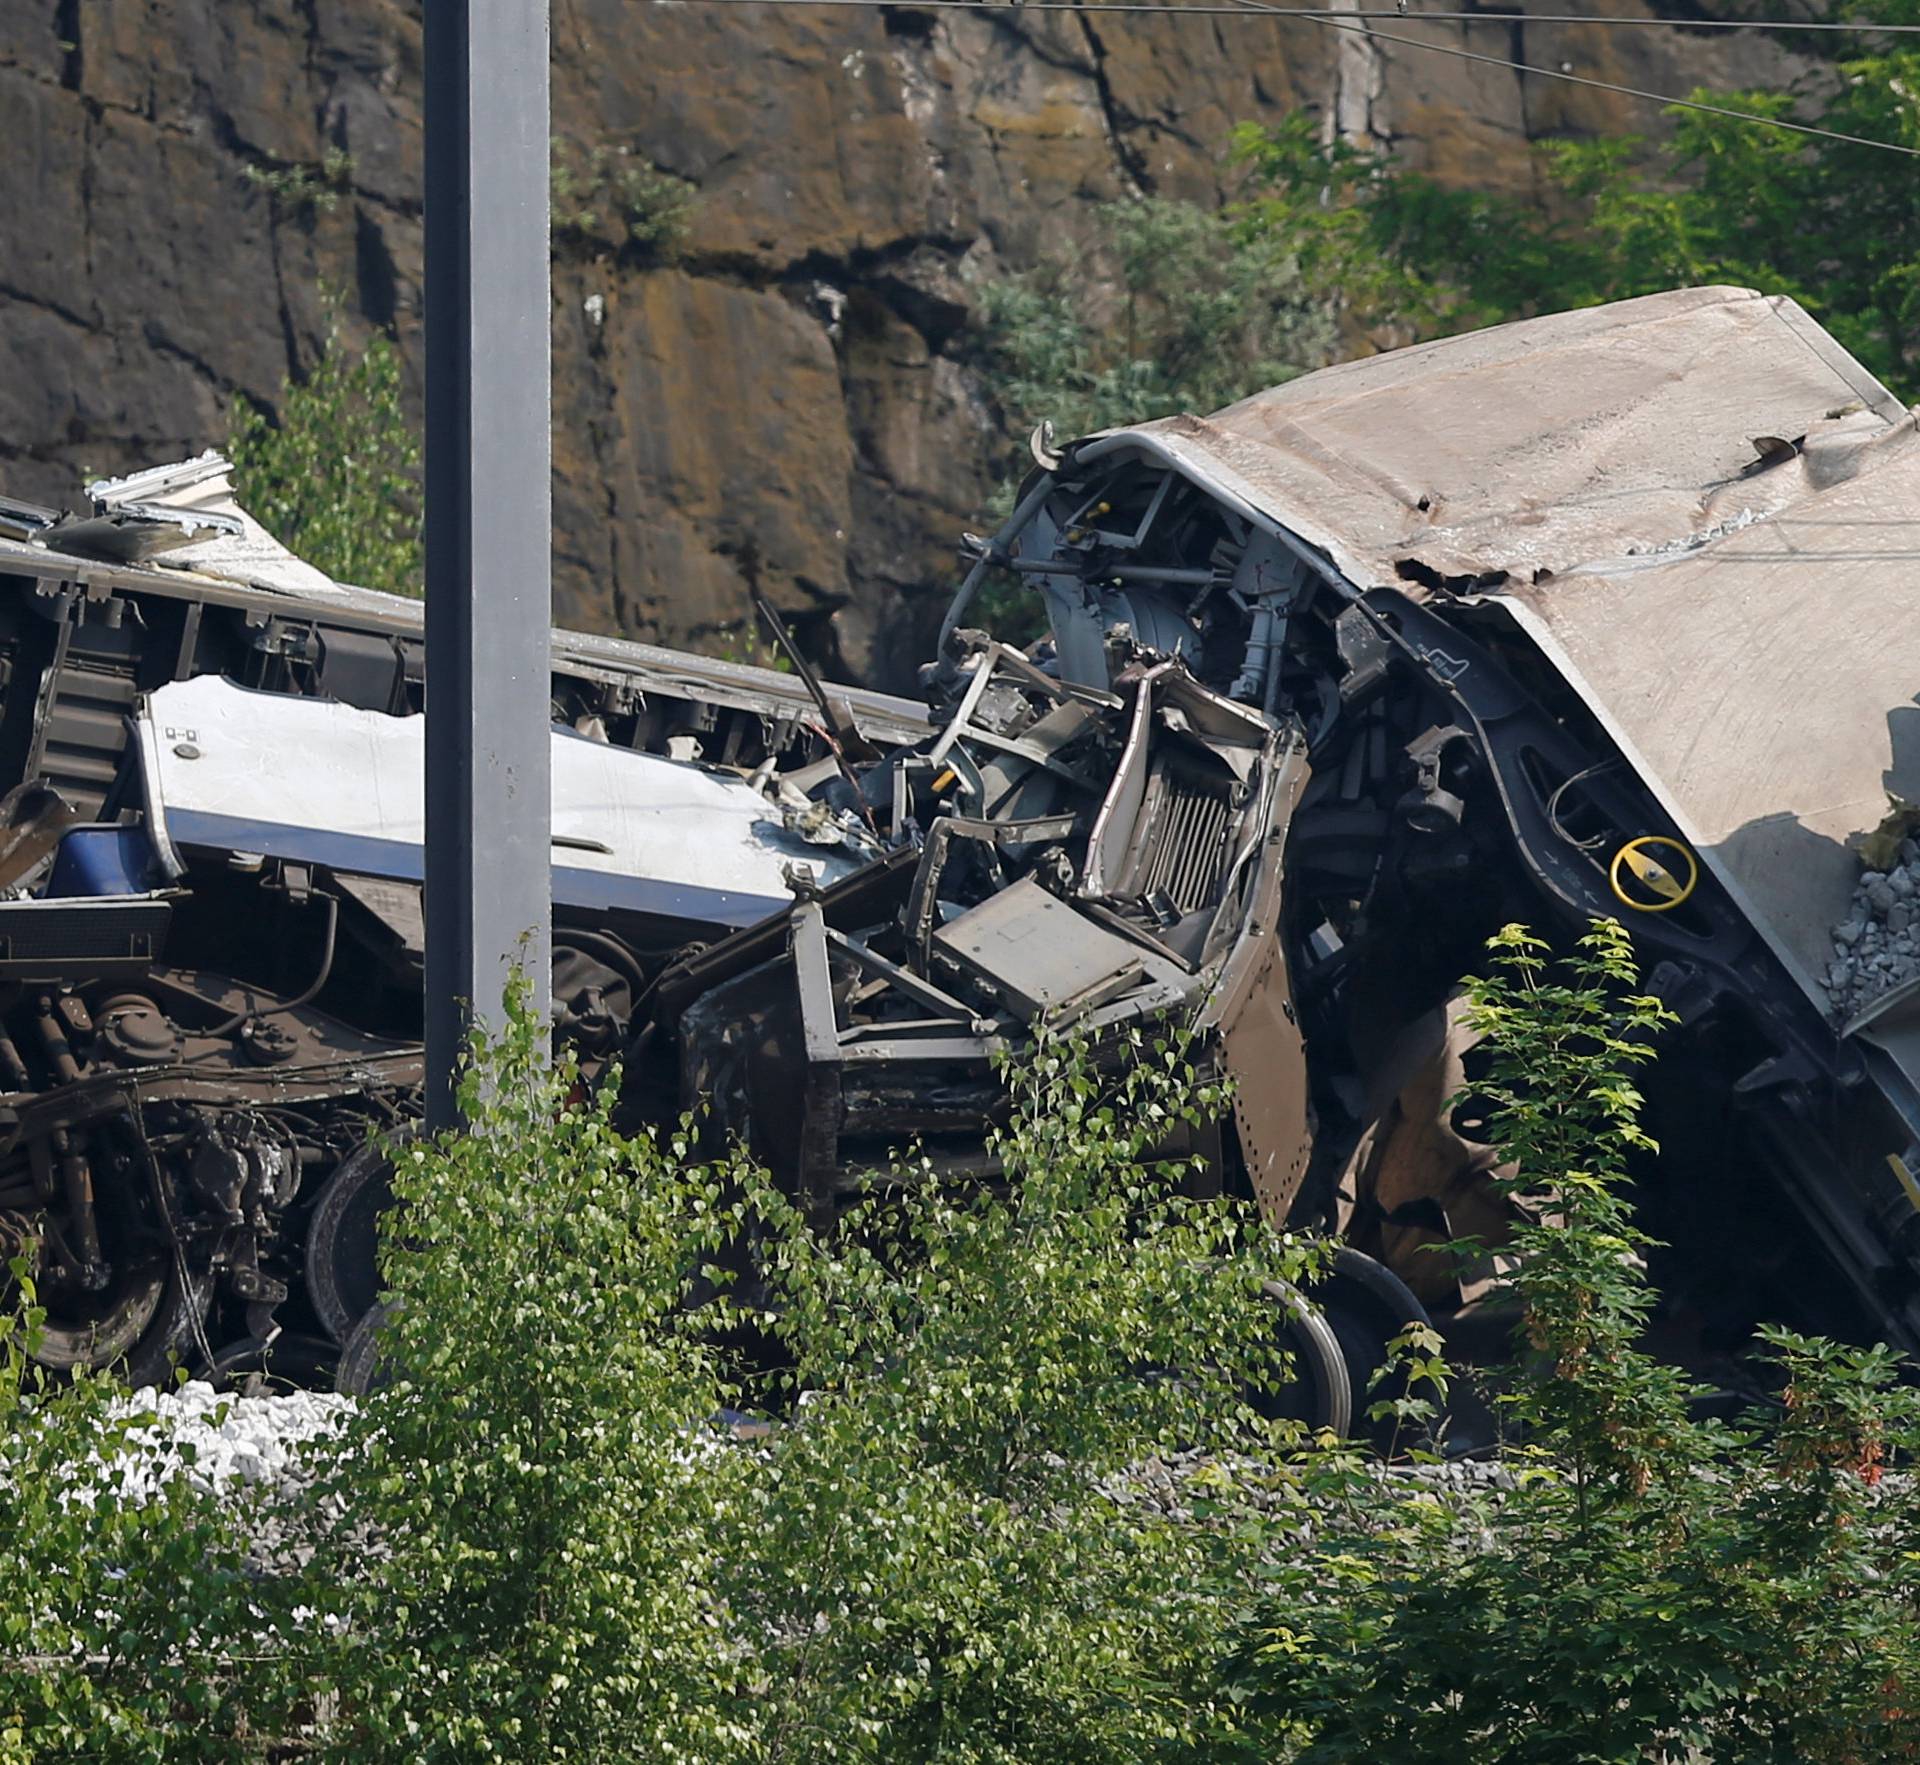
(671, 0, 1920, 156)
(668, 1, 1920, 32)
(1234, 0, 1920, 153)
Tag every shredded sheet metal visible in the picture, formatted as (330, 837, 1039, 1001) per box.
(1131, 286, 1910, 591)
(1115, 287, 1920, 1000)
(67, 451, 344, 593)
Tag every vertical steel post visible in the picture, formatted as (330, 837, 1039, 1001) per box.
(423, 0, 552, 1128)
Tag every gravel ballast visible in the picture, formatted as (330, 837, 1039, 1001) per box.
(1824, 839, 1920, 1021)
(107, 1381, 354, 1501)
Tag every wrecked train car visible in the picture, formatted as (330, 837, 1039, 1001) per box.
(941, 284, 1920, 1388)
(2, 285, 1919, 1419)
(674, 282, 1920, 1402)
(0, 454, 926, 1384)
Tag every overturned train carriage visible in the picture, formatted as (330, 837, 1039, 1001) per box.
(952, 284, 1920, 1390)
(0, 453, 927, 1385)
(2, 285, 1919, 1417)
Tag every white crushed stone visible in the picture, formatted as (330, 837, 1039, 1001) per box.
(105, 1381, 354, 1501)
(1823, 839, 1920, 1022)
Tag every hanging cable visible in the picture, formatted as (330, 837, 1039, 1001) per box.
(206, 894, 341, 1039)
(666, 0, 1920, 29)
(663, 0, 1920, 156)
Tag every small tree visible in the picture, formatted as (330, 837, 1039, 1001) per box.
(0, 1260, 269, 1763)
(229, 320, 422, 598)
(980, 195, 1339, 443)
(287, 991, 756, 1763)
(729, 1028, 1317, 1760)
(1210, 921, 1920, 1762)
(273, 1002, 1320, 1762)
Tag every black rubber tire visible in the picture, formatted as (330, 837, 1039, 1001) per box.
(305, 1137, 402, 1344)
(1311, 1246, 1434, 1455)
(32, 1258, 210, 1389)
(1255, 1278, 1353, 1438)
(334, 1299, 400, 1397)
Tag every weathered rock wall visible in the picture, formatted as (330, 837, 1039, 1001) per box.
(0, 0, 1810, 684)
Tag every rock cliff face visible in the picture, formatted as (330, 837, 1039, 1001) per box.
(1, 0, 1808, 685)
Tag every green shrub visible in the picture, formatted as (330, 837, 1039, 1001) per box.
(986, 26, 1920, 432)
(1231, 6, 1920, 399)
(14, 935, 1920, 1760)
(615, 162, 698, 255)
(242, 147, 354, 216)
(276, 1002, 1319, 1761)
(979, 194, 1339, 443)
(287, 990, 755, 1762)
(0, 1263, 271, 1763)
(726, 1029, 1317, 1759)
(551, 139, 696, 259)
(228, 318, 422, 598)
(1207, 921, 1920, 1761)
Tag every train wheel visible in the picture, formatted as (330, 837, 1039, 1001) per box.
(1252, 1278, 1353, 1438)
(202, 1331, 340, 1397)
(30, 1255, 210, 1388)
(30, 1260, 164, 1372)
(1309, 1247, 1434, 1456)
(334, 1299, 399, 1397)
(305, 1138, 401, 1345)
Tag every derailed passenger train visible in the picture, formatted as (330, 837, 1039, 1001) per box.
(0, 456, 928, 1388)
(3, 286, 1920, 1422)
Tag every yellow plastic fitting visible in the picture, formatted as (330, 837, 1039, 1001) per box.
(1609, 835, 1699, 913)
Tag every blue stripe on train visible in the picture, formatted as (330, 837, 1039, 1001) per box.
(160, 808, 787, 930)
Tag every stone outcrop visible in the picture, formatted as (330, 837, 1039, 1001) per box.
(1, 0, 1812, 684)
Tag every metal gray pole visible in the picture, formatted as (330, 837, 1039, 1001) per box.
(423, 0, 552, 1128)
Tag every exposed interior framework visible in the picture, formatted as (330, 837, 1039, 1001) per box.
(0, 288, 1917, 1435)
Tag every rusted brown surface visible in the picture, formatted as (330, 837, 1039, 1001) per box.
(1197, 733, 1314, 1229)
(1337, 994, 1516, 1309)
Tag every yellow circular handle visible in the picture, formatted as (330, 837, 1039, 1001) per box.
(1609, 835, 1699, 913)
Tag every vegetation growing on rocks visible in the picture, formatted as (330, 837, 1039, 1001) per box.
(241, 148, 355, 218)
(984, 13, 1920, 447)
(979, 195, 1340, 443)
(550, 139, 698, 260)
(228, 317, 422, 600)
(1234, 23, 1920, 402)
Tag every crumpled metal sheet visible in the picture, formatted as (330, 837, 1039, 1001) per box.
(1096, 286, 1920, 1006)
(1124, 286, 1911, 592)
(1488, 434, 1920, 1000)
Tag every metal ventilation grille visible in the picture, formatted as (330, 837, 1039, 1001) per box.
(0, 898, 171, 978)
(1138, 773, 1232, 912)
(35, 663, 138, 816)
